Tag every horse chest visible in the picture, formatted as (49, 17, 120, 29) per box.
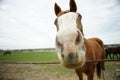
(82, 62, 96, 74)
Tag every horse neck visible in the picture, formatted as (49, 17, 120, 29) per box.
(83, 38, 93, 60)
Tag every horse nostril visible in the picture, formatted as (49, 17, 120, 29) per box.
(62, 54, 64, 58)
(67, 53, 74, 63)
(68, 53, 74, 59)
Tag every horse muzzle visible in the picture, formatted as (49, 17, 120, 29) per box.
(61, 52, 85, 69)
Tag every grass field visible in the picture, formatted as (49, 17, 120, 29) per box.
(0, 51, 59, 62)
(0, 51, 119, 80)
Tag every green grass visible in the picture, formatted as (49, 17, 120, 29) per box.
(0, 51, 119, 71)
(0, 51, 59, 62)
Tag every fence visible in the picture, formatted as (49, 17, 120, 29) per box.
(0, 59, 119, 64)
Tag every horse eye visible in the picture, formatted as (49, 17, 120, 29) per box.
(54, 18, 58, 25)
(75, 31, 81, 45)
(57, 41, 62, 47)
(61, 45, 64, 52)
(78, 13, 82, 19)
(56, 37, 62, 47)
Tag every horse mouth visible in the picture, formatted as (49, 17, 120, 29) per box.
(61, 62, 84, 69)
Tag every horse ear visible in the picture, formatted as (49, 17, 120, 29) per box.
(69, 0, 77, 12)
(54, 3, 61, 16)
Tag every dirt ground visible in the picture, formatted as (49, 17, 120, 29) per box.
(0, 64, 77, 80)
(0, 63, 119, 80)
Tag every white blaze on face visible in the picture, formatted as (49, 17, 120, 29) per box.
(55, 12, 86, 68)
(56, 12, 79, 59)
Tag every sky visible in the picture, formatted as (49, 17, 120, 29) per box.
(0, 0, 120, 50)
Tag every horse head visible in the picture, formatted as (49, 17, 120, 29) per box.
(54, 0, 86, 69)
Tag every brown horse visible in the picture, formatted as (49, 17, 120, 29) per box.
(3, 51, 11, 56)
(54, 0, 105, 80)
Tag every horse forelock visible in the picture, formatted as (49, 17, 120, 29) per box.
(57, 10, 70, 17)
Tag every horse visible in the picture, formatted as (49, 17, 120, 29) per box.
(3, 51, 11, 56)
(54, 0, 105, 80)
(105, 47, 113, 59)
(116, 46, 120, 59)
(105, 46, 120, 59)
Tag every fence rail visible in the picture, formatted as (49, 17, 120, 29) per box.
(0, 59, 119, 64)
